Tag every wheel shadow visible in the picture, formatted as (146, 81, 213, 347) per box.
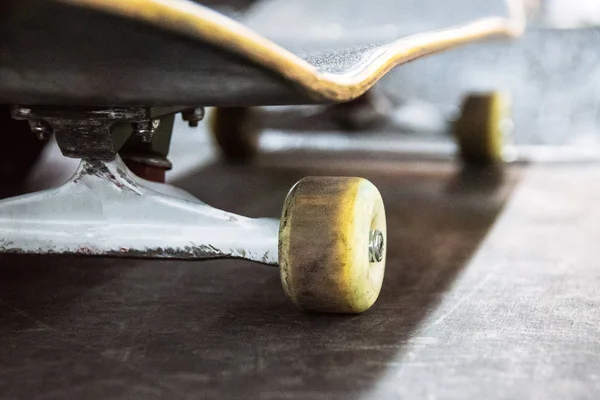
(0, 149, 522, 399)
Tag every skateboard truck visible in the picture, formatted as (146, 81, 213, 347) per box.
(4, 106, 278, 264)
(1, 106, 387, 313)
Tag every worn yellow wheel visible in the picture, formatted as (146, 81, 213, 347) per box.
(210, 107, 260, 161)
(454, 92, 511, 166)
(279, 177, 387, 313)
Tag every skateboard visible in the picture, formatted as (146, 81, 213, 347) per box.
(207, 0, 523, 163)
(0, 0, 524, 313)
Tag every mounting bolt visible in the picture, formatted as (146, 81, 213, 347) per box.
(181, 108, 205, 128)
(12, 106, 32, 119)
(28, 119, 52, 140)
(133, 119, 160, 143)
(368, 230, 385, 263)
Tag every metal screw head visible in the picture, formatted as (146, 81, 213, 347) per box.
(12, 106, 32, 119)
(28, 119, 51, 140)
(181, 108, 205, 128)
(133, 119, 160, 143)
(368, 229, 385, 263)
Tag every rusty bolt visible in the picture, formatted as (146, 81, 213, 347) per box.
(181, 108, 205, 128)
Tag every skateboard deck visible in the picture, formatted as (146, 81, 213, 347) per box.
(0, 0, 524, 107)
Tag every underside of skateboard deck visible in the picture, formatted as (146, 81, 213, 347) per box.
(0, 0, 524, 313)
(0, 0, 524, 106)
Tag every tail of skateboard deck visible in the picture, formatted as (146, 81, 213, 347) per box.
(0, 0, 525, 107)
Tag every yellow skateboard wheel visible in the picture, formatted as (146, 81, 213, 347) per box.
(454, 91, 511, 166)
(210, 107, 259, 161)
(279, 177, 387, 313)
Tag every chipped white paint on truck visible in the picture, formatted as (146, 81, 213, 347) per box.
(0, 156, 279, 265)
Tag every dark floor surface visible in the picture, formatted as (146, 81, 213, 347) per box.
(1, 150, 599, 399)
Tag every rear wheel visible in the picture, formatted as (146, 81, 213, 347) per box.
(210, 107, 260, 162)
(454, 92, 512, 166)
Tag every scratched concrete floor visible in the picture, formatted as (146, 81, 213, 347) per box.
(1, 126, 600, 398)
